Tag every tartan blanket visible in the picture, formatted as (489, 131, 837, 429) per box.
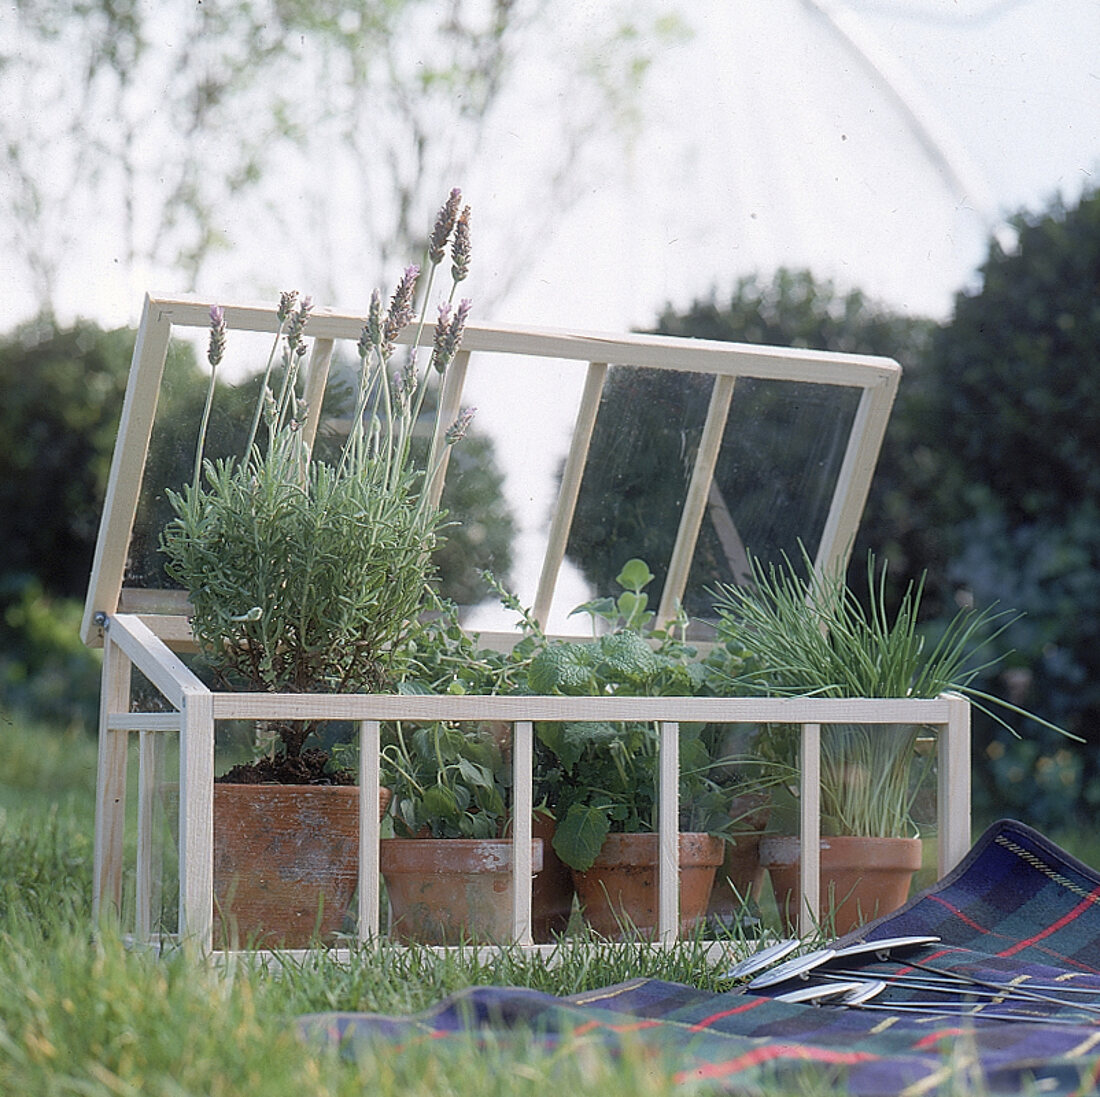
(301, 820, 1100, 1094)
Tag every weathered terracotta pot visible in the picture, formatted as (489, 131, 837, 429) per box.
(760, 834, 923, 937)
(571, 832, 725, 940)
(380, 838, 544, 945)
(531, 814, 575, 941)
(213, 783, 377, 948)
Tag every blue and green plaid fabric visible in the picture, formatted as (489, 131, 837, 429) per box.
(302, 821, 1100, 1094)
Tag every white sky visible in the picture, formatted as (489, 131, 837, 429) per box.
(496, 0, 1099, 333)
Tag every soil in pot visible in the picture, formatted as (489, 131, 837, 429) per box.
(213, 783, 364, 948)
(571, 832, 725, 940)
(380, 838, 544, 945)
(759, 834, 923, 937)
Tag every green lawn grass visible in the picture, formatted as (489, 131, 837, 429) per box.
(0, 718, 748, 1095)
(2, 716, 1095, 1095)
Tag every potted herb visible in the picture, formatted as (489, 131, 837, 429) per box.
(158, 191, 475, 946)
(710, 547, 1073, 934)
(377, 719, 544, 944)
(527, 560, 739, 939)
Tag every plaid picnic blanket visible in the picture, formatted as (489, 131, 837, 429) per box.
(301, 820, 1100, 1094)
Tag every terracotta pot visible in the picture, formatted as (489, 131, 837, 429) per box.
(531, 814, 575, 941)
(759, 834, 924, 937)
(571, 832, 725, 940)
(213, 783, 367, 948)
(380, 838, 544, 945)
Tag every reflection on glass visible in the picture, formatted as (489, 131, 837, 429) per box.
(567, 367, 860, 620)
(124, 333, 517, 610)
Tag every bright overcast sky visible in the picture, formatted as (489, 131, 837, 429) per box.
(498, 0, 1100, 332)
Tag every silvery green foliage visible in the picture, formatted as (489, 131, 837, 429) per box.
(160, 194, 474, 739)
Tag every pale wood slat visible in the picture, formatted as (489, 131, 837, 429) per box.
(142, 294, 901, 386)
(93, 638, 133, 922)
(534, 361, 608, 626)
(358, 720, 383, 943)
(106, 614, 208, 712)
(81, 296, 173, 645)
(658, 721, 680, 946)
(798, 723, 823, 938)
(659, 373, 736, 623)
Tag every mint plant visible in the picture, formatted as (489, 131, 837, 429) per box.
(523, 560, 754, 871)
(381, 720, 511, 839)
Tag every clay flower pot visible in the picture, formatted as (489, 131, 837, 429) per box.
(380, 837, 544, 945)
(213, 783, 378, 948)
(759, 834, 924, 937)
(571, 832, 725, 940)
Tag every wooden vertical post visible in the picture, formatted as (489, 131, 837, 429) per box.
(938, 694, 972, 876)
(93, 635, 132, 926)
(799, 722, 822, 938)
(135, 728, 162, 942)
(512, 721, 534, 945)
(657, 721, 680, 945)
(358, 720, 382, 943)
(178, 689, 214, 949)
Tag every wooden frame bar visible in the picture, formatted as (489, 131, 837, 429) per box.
(534, 361, 608, 626)
(358, 720, 383, 942)
(659, 374, 737, 624)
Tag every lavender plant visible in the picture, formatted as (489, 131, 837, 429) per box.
(160, 192, 474, 766)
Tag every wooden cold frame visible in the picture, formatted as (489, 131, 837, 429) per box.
(96, 611, 971, 951)
(83, 293, 970, 953)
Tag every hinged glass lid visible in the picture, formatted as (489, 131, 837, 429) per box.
(81, 293, 900, 649)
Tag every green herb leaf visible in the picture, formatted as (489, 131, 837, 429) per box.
(552, 803, 611, 871)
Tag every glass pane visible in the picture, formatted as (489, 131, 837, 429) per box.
(684, 378, 861, 618)
(565, 365, 709, 614)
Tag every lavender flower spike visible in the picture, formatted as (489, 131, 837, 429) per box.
(430, 298, 471, 375)
(359, 289, 384, 359)
(451, 205, 472, 283)
(286, 295, 313, 356)
(383, 265, 420, 357)
(207, 305, 227, 369)
(277, 290, 299, 323)
(445, 406, 476, 445)
(430, 302, 452, 374)
(429, 188, 462, 265)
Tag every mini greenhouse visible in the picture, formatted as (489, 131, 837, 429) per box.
(84, 292, 971, 952)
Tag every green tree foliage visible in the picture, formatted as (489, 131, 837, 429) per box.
(0, 317, 145, 599)
(907, 188, 1100, 821)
